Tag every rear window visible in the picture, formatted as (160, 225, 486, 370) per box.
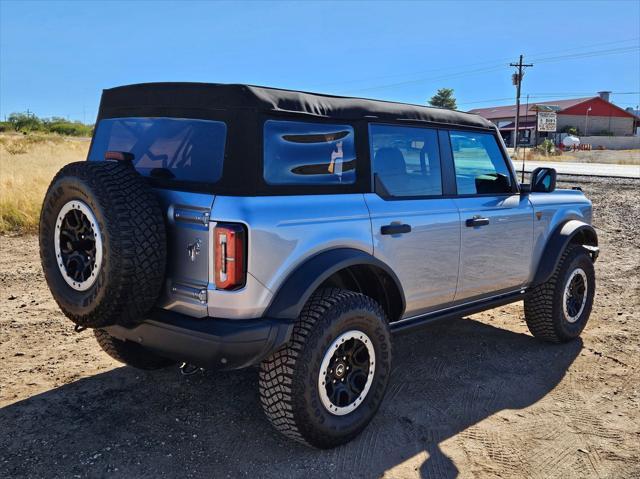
(263, 120, 356, 185)
(89, 117, 226, 183)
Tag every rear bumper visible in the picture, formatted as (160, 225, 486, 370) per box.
(105, 309, 294, 371)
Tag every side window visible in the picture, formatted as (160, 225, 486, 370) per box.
(369, 124, 442, 197)
(263, 120, 356, 185)
(450, 131, 513, 195)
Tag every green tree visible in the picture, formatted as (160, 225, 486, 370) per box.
(8, 112, 42, 132)
(428, 88, 457, 110)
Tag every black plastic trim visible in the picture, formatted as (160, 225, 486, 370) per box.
(532, 220, 598, 287)
(265, 248, 406, 320)
(104, 309, 294, 370)
(391, 289, 526, 334)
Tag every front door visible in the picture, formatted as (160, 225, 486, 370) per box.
(365, 124, 460, 318)
(448, 130, 533, 300)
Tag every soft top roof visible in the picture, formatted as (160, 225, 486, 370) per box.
(98, 82, 494, 129)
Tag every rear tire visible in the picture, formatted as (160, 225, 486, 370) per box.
(94, 329, 175, 370)
(259, 288, 392, 449)
(524, 245, 595, 343)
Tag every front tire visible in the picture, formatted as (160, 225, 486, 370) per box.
(524, 245, 596, 343)
(259, 289, 392, 449)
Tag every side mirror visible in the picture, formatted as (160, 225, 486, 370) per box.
(530, 167, 557, 193)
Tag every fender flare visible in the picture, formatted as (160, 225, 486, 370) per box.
(265, 248, 406, 320)
(532, 220, 598, 287)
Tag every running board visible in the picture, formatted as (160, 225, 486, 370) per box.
(390, 290, 526, 334)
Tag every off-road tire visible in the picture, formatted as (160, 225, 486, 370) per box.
(524, 245, 595, 343)
(259, 288, 392, 449)
(94, 329, 175, 370)
(39, 161, 166, 329)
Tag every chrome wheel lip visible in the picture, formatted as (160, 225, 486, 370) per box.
(318, 329, 376, 416)
(54, 200, 103, 292)
(562, 267, 588, 323)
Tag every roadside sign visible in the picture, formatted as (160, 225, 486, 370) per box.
(537, 111, 557, 132)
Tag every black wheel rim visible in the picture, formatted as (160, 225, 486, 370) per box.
(563, 268, 588, 323)
(59, 208, 97, 283)
(54, 200, 102, 291)
(318, 330, 376, 415)
(323, 337, 371, 407)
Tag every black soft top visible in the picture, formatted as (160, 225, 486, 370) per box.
(97, 82, 493, 129)
(94, 83, 497, 196)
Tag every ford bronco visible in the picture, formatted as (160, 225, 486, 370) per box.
(39, 83, 598, 448)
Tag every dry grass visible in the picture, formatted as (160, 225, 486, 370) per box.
(0, 134, 89, 234)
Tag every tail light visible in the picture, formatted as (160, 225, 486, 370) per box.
(214, 223, 246, 290)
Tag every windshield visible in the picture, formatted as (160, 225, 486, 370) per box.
(89, 117, 226, 183)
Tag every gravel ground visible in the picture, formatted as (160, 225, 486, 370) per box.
(1, 176, 639, 479)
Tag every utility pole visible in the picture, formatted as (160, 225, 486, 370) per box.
(510, 55, 533, 151)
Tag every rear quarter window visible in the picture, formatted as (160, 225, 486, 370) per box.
(263, 120, 357, 185)
(89, 117, 227, 183)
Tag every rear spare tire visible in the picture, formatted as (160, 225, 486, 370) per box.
(39, 160, 166, 329)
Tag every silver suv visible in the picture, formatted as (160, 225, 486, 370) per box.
(39, 83, 598, 448)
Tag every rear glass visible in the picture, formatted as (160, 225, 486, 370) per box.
(89, 117, 226, 183)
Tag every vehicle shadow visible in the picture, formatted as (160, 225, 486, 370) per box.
(0, 317, 581, 479)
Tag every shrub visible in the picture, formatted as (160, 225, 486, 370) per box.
(43, 118, 93, 136)
(6, 112, 92, 136)
(537, 139, 556, 156)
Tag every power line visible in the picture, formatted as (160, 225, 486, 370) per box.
(532, 46, 639, 64)
(314, 37, 639, 91)
(459, 91, 640, 106)
(344, 45, 638, 94)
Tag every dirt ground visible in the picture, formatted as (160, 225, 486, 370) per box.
(1, 176, 639, 479)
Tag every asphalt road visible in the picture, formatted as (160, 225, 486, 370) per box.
(519, 160, 639, 178)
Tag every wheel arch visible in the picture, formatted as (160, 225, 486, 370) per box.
(532, 220, 598, 287)
(264, 248, 405, 322)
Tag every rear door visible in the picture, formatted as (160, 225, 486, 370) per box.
(447, 130, 533, 300)
(365, 124, 460, 318)
(89, 117, 227, 317)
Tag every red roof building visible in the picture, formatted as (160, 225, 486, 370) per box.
(469, 92, 639, 146)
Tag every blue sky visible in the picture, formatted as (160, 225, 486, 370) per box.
(1, 0, 639, 122)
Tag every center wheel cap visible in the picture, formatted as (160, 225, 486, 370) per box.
(334, 363, 346, 378)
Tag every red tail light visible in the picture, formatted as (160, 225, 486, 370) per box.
(214, 223, 246, 290)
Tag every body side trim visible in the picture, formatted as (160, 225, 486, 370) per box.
(391, 289, 525, 333)
(265, 248, 406, 320)
(531, 219, 598, 286)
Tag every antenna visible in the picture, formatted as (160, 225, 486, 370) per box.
(522, 93, 529, 183)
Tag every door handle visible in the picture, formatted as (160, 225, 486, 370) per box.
(381, 223, 412, 235)
(465, 216, 490, 227)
